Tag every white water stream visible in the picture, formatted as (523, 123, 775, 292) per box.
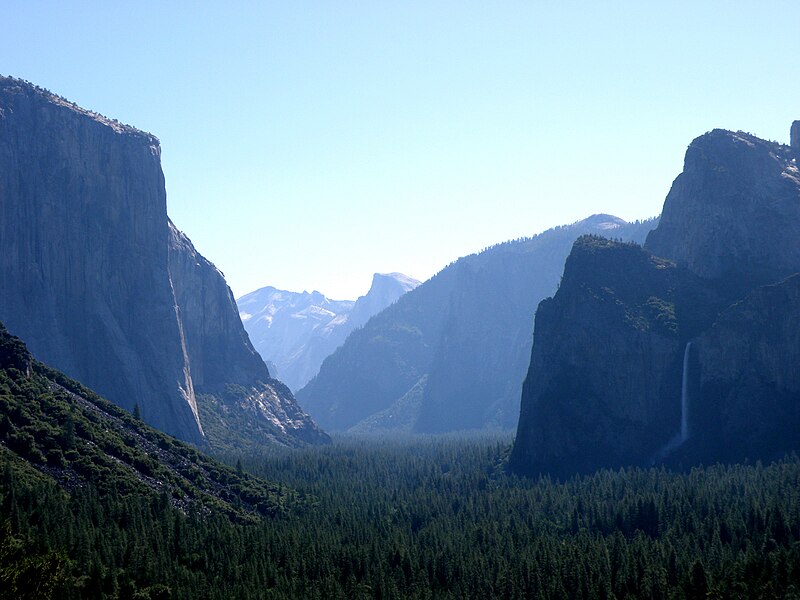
(680, 341, 691, 442)
(651, 341, 692, 463)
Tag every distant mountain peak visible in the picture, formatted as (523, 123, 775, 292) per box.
(237, 273, 420, 391)
(575, 214, 628, 230)
(370, 272, 421, 290)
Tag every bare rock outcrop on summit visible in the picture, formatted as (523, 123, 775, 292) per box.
(0, 76, 327, 448)
(646, 129, 800, 285)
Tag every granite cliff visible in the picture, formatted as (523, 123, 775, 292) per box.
(510, 125, 800, 476)
(0, 77, 327, 449)
(509, 237, 727, 477)
(690, 274, 800, 463)
(646, 129, 800, 287)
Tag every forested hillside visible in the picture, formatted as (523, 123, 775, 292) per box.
(0, 323, 293, 527)
(3, 430, 799, 598)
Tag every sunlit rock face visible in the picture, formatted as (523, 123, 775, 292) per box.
(511, 125, 800, 477)
(0, 76, 328, 448)
(791, 120, 800, 152)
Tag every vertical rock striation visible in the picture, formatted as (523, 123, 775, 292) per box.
(0, 77, 204, 444)
(0, 76, 327, 448)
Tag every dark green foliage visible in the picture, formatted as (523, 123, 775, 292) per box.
(6, 432, 800, 598)
(0, 324, 293, 523)
(225, 437, 800, 599)
(2, 324, 798, 598)
(0, 519, 71, 599)
(4, 432, 800, 596)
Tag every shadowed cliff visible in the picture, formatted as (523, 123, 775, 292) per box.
(0, 76, 328, 449)
(511, 125, 800, 477)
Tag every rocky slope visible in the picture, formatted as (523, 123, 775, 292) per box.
(297, 215, 657, 433)
(0, 76, 327, 449)
(510, 124, 800, 476)
(237, 272, 419, 391)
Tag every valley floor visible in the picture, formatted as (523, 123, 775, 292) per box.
(3, 434, 800, 599)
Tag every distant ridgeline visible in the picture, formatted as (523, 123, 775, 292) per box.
(297, 214, 657, 434)
(0, 76, 328, 451)
(237, 272, 420, 392)
(510, 123, 800, 477)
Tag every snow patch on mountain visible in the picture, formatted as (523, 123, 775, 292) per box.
(237, 273, 420, 391)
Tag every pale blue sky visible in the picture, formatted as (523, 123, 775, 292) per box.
(4, 2, 799, 299)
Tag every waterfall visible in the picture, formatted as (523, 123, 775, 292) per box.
(680, 342, 692, 442)
(650, 340, 693, 464)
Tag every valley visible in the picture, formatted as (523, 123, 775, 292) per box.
(2, 42, 800, 597)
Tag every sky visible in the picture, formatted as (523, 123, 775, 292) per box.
(3, 2, 800, 299)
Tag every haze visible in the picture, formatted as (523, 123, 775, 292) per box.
(4, 1, 799, 298)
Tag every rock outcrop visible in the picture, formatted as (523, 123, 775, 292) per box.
(237, 272, 419, 391)
(646, 130, 800, 286)
(0, 76, 327, 448)
(297, 215, 657, 433)
(511, 124, 800, 476)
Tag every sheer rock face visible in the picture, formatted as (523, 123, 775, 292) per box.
(168, 222, 329, 447)
(168, 223, 271, 390)
(645, 129, 800, 285)
(0, 78, 203, 444)
(509, 238, 724, 477)
(692, 275, 800, 461)
(511, 126, 800, 476)
(0, 77, 327, 448)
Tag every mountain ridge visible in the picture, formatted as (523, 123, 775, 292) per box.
(0, 321, 294, 522)
(298, 214, 658, 433)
